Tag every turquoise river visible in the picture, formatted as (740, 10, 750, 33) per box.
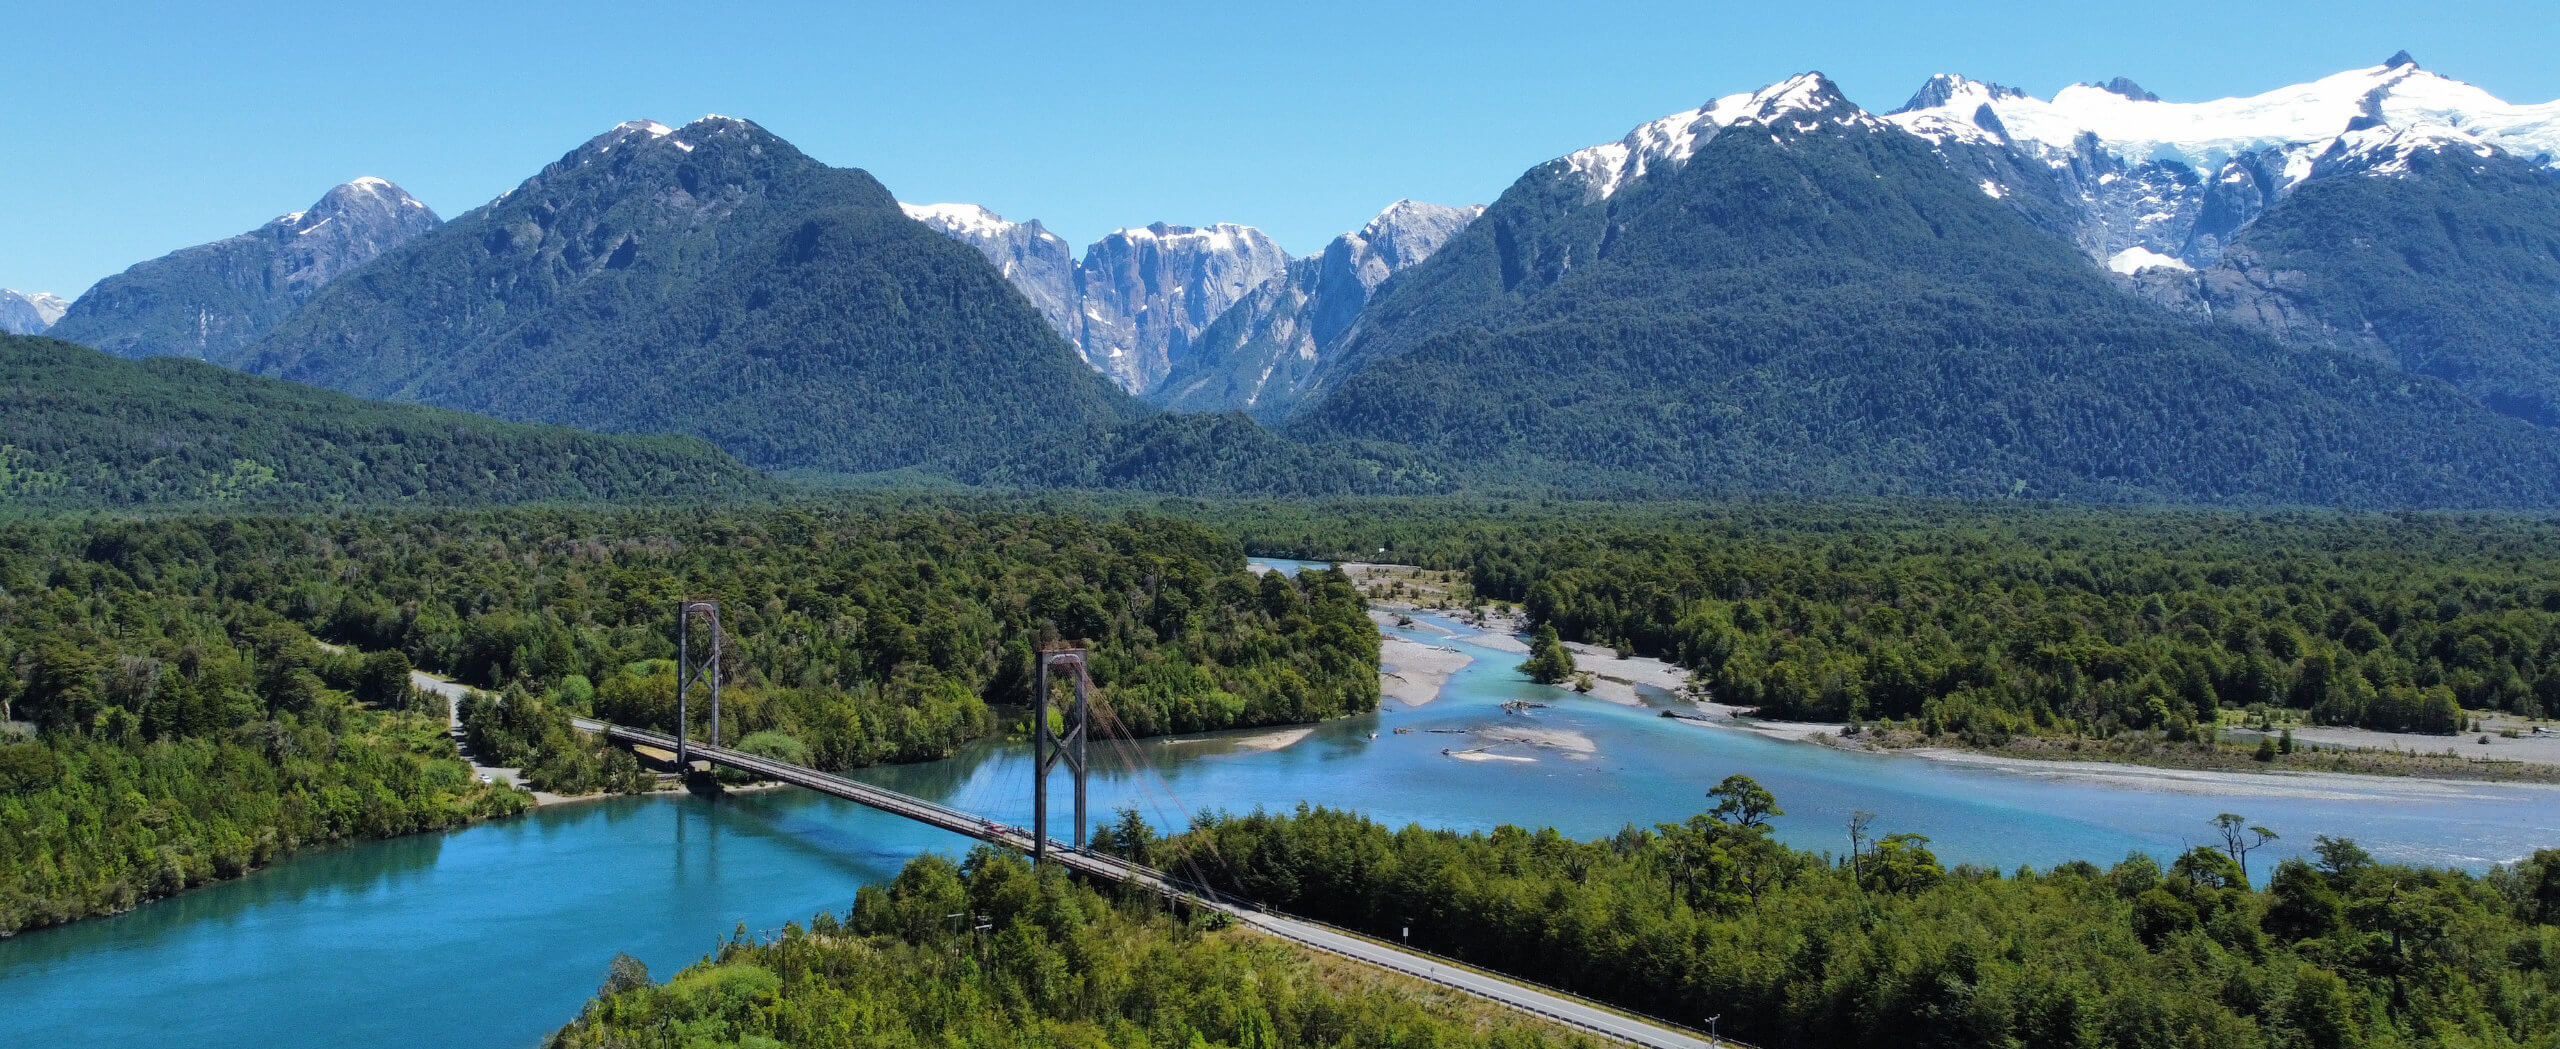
(4, 559, 2554, 1047)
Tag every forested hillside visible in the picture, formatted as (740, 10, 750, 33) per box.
(550, 849, 1594, 1049)
(0, 335, 768, 510)
(1286, 93, 2560, 507)
(44, 178, 441, 362)
(1130, 799, 2560, 1049)
(983, 411, 1455, 497)
(0, 525, 525, 934)
(2201, 149, 2560, 427)
(239, 118, 1143, 479)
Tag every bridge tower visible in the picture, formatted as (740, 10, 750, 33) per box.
(1032, 646, 1091, 865)
(675, 599, 721, 769)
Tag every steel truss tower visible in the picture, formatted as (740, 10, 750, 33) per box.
(1032, 647, 1090, 865)
(675, 599, 721, 769)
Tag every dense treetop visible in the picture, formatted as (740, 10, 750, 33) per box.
(551, 848, 1595, 1049)
(1127, 797, 2560, 1049)
(0, 334, 767, 511)
(1152, 498, 2560, 736)
(0, 512, 523, 934)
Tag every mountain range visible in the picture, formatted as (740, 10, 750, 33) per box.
(30, 54, 2560, 507)
(1281, 70, 2560, 505)
(903, 200, 1485, 417)
(236, 117, 1140, 479)
(46, 177, 441, 360)
(0, 290, 68, 335)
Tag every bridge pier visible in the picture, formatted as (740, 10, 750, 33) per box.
(1032, 647, 1090, 865)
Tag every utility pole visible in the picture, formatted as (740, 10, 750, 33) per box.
(1033, 645, 1091, 865)
(676, 599, 721, 769)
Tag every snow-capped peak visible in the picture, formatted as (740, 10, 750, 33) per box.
(1104, 222, 1276, 258)
(578, 120, 678, 157)
(1359, 199, 1486, 241)
(322, 177, 426, 209)
(2319, 120, 2498, 177)
(1730, 72, 1855, 124)
(1888, 58, 2560, 175)
(1560, 71, 1867, 199)
(1901, 74, 2025, 114)
(901, 202, 1024, 239)
(2087, 77, 2160, 103)
(262, 179, 430, 236)
(1, 289, 70, 330)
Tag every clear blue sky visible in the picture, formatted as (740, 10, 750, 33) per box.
(8, 0, 2556, 297)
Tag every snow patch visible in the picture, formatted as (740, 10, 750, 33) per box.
(1558, 72, 1864, 199)
(901, 202, 1019, 238)
(2107, 247, 2192, 274)
(1891, 61, 2560, 176)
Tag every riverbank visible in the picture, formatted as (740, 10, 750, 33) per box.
(1373, 609, 1474, 708)
(1354, 581, 2560, 789)
(1875, 728, 2560, 785)
(1654, 709, 2560, 786)
(1885, 746, 2560, 801)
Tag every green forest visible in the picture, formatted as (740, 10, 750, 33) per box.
(0, 334, 768, 510)
(1119, 790, 2560, 1049)
(26, 505, 1376, 767)
(1163, 498, 2560, 738)
(0, 526, 525, 934)
(0, 504, 1375, 930)
(550, 848, 1593, 1049)
(2210, 147, 2560, 429)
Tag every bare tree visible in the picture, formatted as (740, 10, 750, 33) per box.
(1847, 810, 1876, 882)
(2212, 813, 2280, 880)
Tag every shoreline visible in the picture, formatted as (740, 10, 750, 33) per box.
(1340, 569, 2560, 792)
(1890, 745, 2560, 800)
(1658, 704, 2560, 789)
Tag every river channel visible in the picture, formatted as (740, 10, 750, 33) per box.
(5, 559, 2554, 1047)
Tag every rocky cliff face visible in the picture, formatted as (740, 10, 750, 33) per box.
(899, 206, 1293, 393)
(0, 290, 68, 334)
(1070, 222, 1291, 392)
(898, 202, 1079, 340)
(45, 178, 440, 361)
(1151, 200, 1483, 420)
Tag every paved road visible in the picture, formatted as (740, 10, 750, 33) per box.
(1225, 909, 1712, 1048)
(407, 670, 470, 732)
(412, 672, 530, 788)
(574, 718, 1721, 1049)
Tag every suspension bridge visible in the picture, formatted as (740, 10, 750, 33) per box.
(569, 602, 1720, 1049)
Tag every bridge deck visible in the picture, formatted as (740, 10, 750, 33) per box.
(575, 718, 1714, 1049)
